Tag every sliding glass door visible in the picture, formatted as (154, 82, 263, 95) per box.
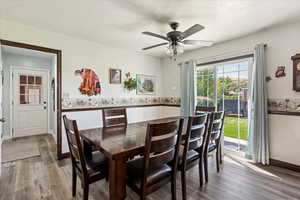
(196, 58, 252, 152)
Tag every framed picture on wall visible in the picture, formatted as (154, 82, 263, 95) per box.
(109, 68, 122, 84)
(136, 74, 156, 95)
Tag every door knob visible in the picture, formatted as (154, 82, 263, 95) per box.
(0, 118, 6, 123)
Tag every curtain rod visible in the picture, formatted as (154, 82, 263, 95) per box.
(196, 54, 254, 66)
(196, 43, 267, 67)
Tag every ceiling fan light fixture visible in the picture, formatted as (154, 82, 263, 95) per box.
(166, 43, 184, 60)
(142, 22, 212, 61)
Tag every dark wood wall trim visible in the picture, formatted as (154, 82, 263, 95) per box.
(270, 159, 300, 173)
(62, 104, 181, 113)
(0, 39, 63, 160)
(268, 111, 300, 116)
(0, 40, 60, 54)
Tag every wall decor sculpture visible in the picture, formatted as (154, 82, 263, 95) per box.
(75, 68, 101, 96)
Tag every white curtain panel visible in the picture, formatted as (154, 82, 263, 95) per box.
(246, 43, 269, 165)
(179, 60, 196, 116)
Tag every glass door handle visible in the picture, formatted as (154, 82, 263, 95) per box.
(0, 118, 6, 123)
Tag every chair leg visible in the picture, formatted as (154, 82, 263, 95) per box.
(139, 188, 146, 200)
(181, 171, 187, 200)
(204, 154, 208, 183)
(171, 174, 177, 200)
(199, 157, 203, 187)
(216, 148, 220, 173)
(83, 185, 89, 200)
(72, 168, 77, 197)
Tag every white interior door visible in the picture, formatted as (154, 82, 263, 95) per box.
(12, 68, 49, 137)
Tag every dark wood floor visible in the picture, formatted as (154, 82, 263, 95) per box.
(1, 135, 300, 200)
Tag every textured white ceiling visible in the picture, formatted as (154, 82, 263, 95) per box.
(1, 0, 300, 57)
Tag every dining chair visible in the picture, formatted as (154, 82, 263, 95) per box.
(203, 111, 225, 183)
(102, 108, 128, 127)
(178, 114, 209, 200)
(63, 115, 108, 200)
(126, 119, 184, 200)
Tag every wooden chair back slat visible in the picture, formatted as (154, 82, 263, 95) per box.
(149, 148, 175, 170)
(188, 137, 204, 150)
(63, 115, 88, 175)
(150, 133, 177, 153)
(104, 109, 126, 116)
(213, 112, 224, 120)
(208, 111, 225, 143)
(190, 125, 206, 139)
(105, 117, 127, 127)
(102, 108, 127, 127)
(149, 121, 179, 137)
(195, 106, 216, 114)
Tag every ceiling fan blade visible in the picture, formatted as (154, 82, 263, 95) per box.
(183, 40, 214, 46)
(142, 42, 169, 50)
(142, 31, 169, 41)
(183, 24, 204, 39)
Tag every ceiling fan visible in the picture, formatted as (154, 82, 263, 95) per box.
(142, 22, 214, 59)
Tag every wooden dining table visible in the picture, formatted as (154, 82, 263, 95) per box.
(80, 117, 187, 200)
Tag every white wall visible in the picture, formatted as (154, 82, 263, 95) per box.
(0, 19, 166, 153)
(162, 21, 300, 99)
(0, 19, 163, 99)
(269, 114, 300, 165)
(1, 52, 55, 138)
(162, 21, 300, 165)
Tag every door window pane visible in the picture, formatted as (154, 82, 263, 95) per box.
(19, 74, 42, 105)
(28, 85, 41, 104)
(20, 95, 27, 104)
(196, 67, 215, 107)
(20, 85, 26, 94)
(20, 75, 27, 84)
(28, 76, 34, 84)
(35, 76, 42, 85)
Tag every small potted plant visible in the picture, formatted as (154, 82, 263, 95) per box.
(123, 72, 137, 91)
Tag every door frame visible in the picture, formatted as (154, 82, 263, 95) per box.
(196, 57, 253, 153)
(0, 39, 63, 160)
(10, 66, 51, 138)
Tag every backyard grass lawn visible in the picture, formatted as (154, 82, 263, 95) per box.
(224, 117, 248, 140)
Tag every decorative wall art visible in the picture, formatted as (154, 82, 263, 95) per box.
(291, 54, 300, 91)
(275, 66, 286, 78)
(109, 68, 122, 84)
(136, 74, 156, 95)
(75, 68, 101, 96)
(123, 72, 137, 91)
